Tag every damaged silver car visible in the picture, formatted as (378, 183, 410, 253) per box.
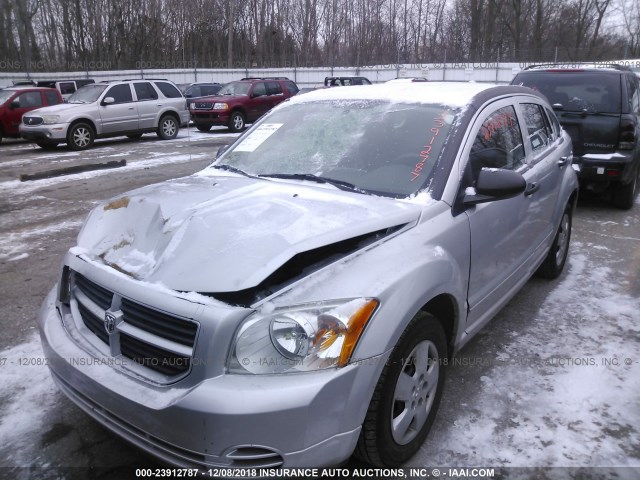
(38, 81, 578, 468)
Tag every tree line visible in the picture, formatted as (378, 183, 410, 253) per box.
(0, 0, 637, 73)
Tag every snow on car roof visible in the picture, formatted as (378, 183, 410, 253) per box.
(286, 81, 496, 108)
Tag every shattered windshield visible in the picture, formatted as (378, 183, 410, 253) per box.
(515, 72, 622, 113)
(214, 100, 458, 197)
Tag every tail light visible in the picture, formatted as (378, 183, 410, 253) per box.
(618, 114, 637, 150)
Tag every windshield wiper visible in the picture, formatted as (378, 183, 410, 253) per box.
(259, 173, 360, 192)
(212, 164, 255, 178)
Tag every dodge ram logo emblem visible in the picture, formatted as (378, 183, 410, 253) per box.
(105, 312, 117, 334)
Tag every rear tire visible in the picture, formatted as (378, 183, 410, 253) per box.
(536, 205, 572, 279)
(157, 115, 179, 140)
(67, 122, 94, 151)
(355, 312, 447, 466)
(196, 124, 212, 132)
(611, 175, 637, 210)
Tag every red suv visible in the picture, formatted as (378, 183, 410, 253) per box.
(190, 77, 299, 132)
(0, 87, 63, 143)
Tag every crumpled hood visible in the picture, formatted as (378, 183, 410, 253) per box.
(77, 174, 422, 292)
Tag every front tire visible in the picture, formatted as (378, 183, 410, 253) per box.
(157, 115, 179, 140)
(67, 123, 94, 151)
(355, 312, 447, 466)
(196, 124, 212, 132)
(536, 204, 572, 279)
(228, 111, 245, 133)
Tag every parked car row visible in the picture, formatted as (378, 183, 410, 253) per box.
(2, 75, 378, 149)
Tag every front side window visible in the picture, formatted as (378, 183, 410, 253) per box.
(134, 82, 158, 101)
(16, 91, 43, 108)
(106, 84, 133, 103)
(472, 105, 525, 171)
(215, 100, 458, 197)
(521, 103, 551, 154)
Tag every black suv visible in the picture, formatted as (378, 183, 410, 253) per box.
(512, 64, 640, 209)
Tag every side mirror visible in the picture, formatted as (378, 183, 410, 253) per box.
(102, 97, 115, 105)
(552, 103, 564, 111)
(9, 99, 19, 109)
(463, 168, 526, 206)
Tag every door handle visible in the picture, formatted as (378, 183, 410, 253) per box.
(524, 182, 540, 196)
(128, 107, 135, 110)
(558, 155, 572, 167)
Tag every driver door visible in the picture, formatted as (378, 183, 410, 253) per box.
(464, 100, 541, 336)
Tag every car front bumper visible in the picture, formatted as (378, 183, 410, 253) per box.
(37, 258, 381, 469)
(19, 123, 69, 142)
(190, 111, 230, 126)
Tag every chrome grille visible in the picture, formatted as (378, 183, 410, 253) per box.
(121, 299, 197, 346)
(71, 270, 198, 379)
(194, 102, 212, 109)
(23, 116, 43, 126)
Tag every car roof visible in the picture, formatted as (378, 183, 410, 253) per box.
(287, 81, 537, 109)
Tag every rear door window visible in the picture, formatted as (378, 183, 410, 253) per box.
(252, 82, 267, 97)
(134, 82, 158, 101)
(283, 81, 299, 95)
(45, 91, 62, 106)
(266, 82, 282, 96)
(521, 103, 551, 154)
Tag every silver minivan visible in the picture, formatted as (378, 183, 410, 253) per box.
(20, 80, 189, 150)
(38, 82, 578, 468)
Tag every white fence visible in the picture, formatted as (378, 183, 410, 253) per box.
(2, 60, 639, 88)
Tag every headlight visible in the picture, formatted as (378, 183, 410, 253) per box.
(41, 115, 61, 124)
(228, 298, 379, 374)
(213, 102, 228, 110)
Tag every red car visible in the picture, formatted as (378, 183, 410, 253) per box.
(0, 87, 63, 143)
(190, 77, 299, 132)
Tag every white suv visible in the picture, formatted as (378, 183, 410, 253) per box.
(20, 80, 189, 150)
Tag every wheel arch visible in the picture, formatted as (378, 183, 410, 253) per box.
(68, 118, 97, 135)
(418, 293, 459, 358)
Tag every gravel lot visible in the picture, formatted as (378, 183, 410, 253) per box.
(0, 129, 638, 479)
